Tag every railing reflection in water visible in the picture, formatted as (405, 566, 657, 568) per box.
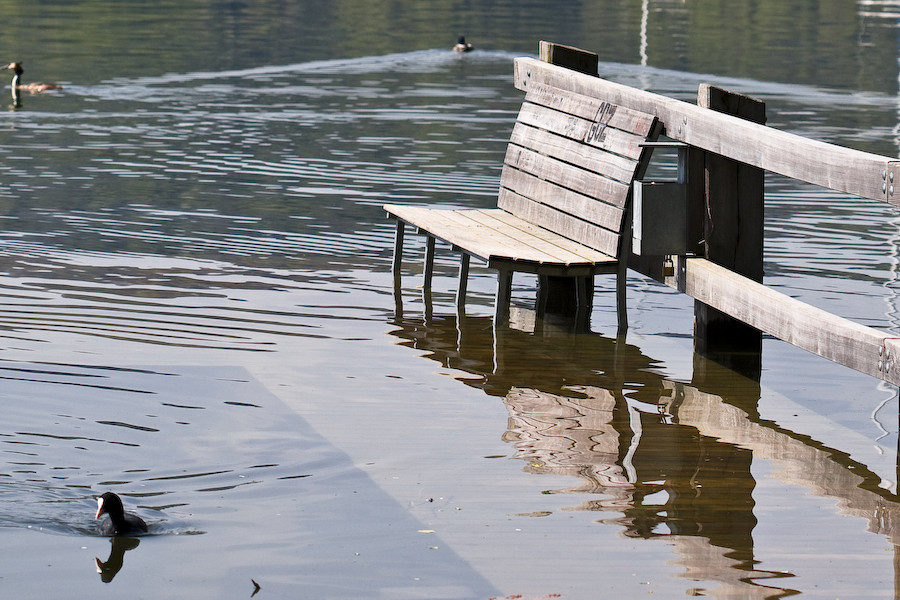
(389, 292, 900, 598)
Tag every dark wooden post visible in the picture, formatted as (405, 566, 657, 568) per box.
(535, 42, 599, 331)
(693, 85, 766, 378)
(539, 41, 599, 76)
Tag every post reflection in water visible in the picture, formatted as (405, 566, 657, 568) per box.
(389, 295, 900, 598)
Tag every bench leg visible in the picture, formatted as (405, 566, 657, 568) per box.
(391, 220, 405, 279)
(495, 269, 513, 326)
(423, 235, 436, 289)
(456, 253, 470, 312)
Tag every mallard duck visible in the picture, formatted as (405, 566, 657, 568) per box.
(5, 62, 62, 93)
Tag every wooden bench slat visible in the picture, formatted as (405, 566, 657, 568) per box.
(470, 209, 619, 263)
(508, 123, 639, 185)
(387, 206, 529, 263)
(501, 144, 630, 212)
(426, 209, 588, 265)
(385, 205, 564, 264)
(497, 173, 625, 240)
(523, 82, 658, 137)
(461, 209, 615, 265)
(516, 103, 649, 161)
(496, 190, 621, 257)
(384, 205, 617, 268)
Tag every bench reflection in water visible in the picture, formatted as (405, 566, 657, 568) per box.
(388, 301, 900, 597)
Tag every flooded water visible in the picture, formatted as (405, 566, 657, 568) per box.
(3, 1, 900, 598)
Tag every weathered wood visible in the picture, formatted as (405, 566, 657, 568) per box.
(501, 145, 630, 213)
(496, 192, 621, 257)
(679, 258, 900, 386)
(458, 209, 609, 265)
(698, 84, 766, 281)
(515, 108, 651, 162)
(472, 208, 619, 260)
(507, 126, 639, 187)
(384, 206, 619, 269)
(388, 207, 573, 265)
(515, 57, 895, 204)
(457, 253, 470, 310)
(523, 83, 657, 134)
(529, 43, 602, 329)
(423, 235, 436, 288)
(694, 85, 765, 372)
(392, 220, 405, 276)
(539, 40, 598, 77)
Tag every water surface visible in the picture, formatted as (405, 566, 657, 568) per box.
(2, 1, 900, 598)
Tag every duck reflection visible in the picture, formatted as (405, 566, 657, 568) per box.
(95, 536, 141, 583)
(389, 300, 900, 598)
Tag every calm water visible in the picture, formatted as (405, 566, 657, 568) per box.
(2, 1, 900, 598)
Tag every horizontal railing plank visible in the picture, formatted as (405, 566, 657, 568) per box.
(515, 57, 898, 204)
(677, 258, 900, 385)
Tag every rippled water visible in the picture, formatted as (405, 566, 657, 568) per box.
(3, 1, 900, 598)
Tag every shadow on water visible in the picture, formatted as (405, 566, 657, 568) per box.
(0, 362, 500, 598)
(389, 294, 900, 598)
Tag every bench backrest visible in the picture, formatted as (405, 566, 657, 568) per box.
(498, 83, 661, 257)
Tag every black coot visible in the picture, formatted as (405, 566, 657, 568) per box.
(95, 492, 149, 536)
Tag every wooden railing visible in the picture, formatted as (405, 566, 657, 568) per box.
(516, 55, 900, 205)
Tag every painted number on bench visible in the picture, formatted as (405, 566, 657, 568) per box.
(584, 102, 616, 145)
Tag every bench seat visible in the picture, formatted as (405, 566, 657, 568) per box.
(383, 206, 618, 275)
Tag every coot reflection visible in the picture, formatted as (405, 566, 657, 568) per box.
(95, 536, 141, 583)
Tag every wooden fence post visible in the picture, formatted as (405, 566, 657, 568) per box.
(693, 85, 766, 378)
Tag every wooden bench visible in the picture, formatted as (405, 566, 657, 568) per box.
(384, 65, 661, 329)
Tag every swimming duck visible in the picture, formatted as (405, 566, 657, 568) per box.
(453, 36, 473, 52)
(5, 62, 62, 93)
(95, 491, 149, 536)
